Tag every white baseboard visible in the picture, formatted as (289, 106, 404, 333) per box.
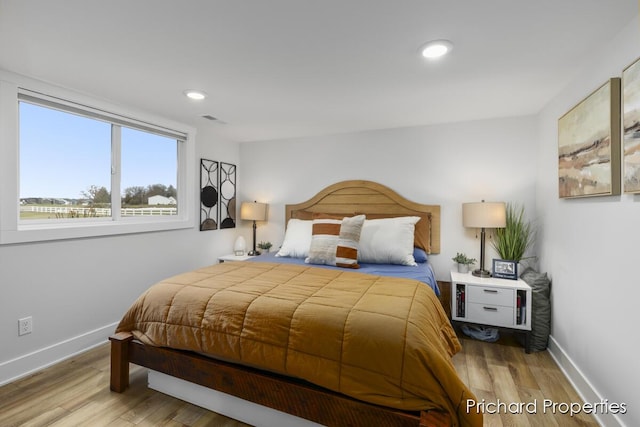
(0, 322, 118, 386)
(547, 335, 626, 427)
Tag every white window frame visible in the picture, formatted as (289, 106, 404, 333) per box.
(0, 72, 196, 244)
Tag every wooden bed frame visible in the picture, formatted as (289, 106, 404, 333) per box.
(110, 180, 449, 426)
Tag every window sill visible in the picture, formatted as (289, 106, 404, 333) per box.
(1, 217, 193, 245)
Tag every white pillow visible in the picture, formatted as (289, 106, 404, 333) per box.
(358, 216, 420, 266)
(275, 219, 313, 258)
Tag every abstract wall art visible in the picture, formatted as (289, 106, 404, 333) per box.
(200, 159, 219, 231)
(219, 162, 237, 229)
(558, 78, 621, 198)
(623, 58, 640, 193)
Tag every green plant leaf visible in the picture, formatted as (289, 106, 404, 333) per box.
(491, 203, 534, 261)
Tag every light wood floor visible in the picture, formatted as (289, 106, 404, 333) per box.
(0, 333, 597, 427)
(454, 330, 598, 426)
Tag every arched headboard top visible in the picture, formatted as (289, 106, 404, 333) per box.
(285, 180, 440, 254)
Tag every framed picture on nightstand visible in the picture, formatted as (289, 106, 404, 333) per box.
(492, 259, 517, 280)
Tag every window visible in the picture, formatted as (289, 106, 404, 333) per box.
(19, 101, 113, 220)
(120, 127, 178, 217)
(0, 77, 195, 244)
(19, 101, 180, 221)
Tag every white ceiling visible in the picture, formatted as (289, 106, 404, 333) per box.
(0, 1, 637, 142)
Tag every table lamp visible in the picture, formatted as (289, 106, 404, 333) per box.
(240, 201, 267, 256)
(462, 201, 506, 277)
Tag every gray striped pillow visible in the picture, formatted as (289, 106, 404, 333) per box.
(305, 215, 365, 268)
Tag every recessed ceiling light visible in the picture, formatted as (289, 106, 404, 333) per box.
(184, 90, 207, 100)
(420, 40, 453, 59)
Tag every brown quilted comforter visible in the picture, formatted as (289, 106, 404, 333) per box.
(116, 261, 481, 426)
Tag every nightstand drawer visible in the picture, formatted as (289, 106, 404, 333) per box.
(468, 303, 514, 327)
(467, 286, 514, 307)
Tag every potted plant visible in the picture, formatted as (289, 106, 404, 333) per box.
(452, 252, 476, 273)
(491, 203, 534, 273)
(257, 241, 273, 254)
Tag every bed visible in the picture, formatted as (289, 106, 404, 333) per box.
(110, 180, 482, 427)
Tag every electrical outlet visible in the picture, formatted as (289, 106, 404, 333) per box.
(18, 316, 33, 336)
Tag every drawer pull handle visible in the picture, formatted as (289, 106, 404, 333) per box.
(483, 307, 498, 311)
(483, 289, 498, 293)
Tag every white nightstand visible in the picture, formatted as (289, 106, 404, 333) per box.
(218, 254, 252, 263)
(450, 270, 532, 352)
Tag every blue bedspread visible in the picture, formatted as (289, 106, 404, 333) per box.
(247, 252, 440, 296)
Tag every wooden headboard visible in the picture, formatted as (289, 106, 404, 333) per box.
(285, 180, 440, 254)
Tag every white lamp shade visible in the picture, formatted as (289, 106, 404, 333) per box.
(240, 201, 267, 221)
(462, 202, 506, 228)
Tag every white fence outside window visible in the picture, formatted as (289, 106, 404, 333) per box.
(20, 206, 177, 217)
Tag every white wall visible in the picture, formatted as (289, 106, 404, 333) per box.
(239, 115, 538, 281)
(0, 119, 241, 384)
(536, 16, 640, 427)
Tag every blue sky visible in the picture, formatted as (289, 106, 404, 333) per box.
(19, 102, 177, 199)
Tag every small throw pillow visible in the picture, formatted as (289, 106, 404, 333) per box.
(305, 215, 365, 268)
(335, 215, 366, 268)
(275, 219, 313, 258)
